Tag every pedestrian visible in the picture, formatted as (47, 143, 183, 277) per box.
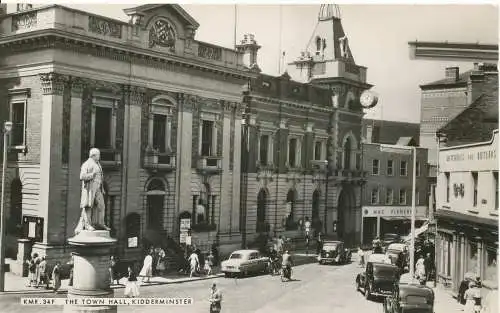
(424, 253, 432, 281)
(52, 261, 61, 293)
(415, 255, 426, 283)
(139, 251, 153, 283)
(464, 281, 481, 313)
(37, 256, 48, 288)
(304, 217, 311, 239)
(68, 256, 74, 287)
(206, 251, 214, 276)
(109, 256, 117, 285)
(156, 248, 166, 276)
(357, 246, 365, 267)
(209, 283, 222, 313)
(188, 250, 199, 278)
(316, 232, 323, 255)
(34, 254, 42, 288)
(124, 266, 140, 298)
(26, 253, 38, 287)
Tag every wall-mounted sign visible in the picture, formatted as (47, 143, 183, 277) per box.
(179, 218, 191, 244)
(127, 237, 138, 248)
(453, 183, 465, 198)
(362, 206, 427, 218)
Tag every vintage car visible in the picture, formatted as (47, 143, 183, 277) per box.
(383, 275, 435, 313)
(382, 233, 402, 248)
(356, 255, 400, 300)
(385, 243, 408, 270)
(220, 249, 270, 278)
(318, 240, 351, 265)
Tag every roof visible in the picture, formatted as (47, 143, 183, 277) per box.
(437, 91, 499, 146)
(123, 4, 200, 29)
(363, 119, 420, 145)
(420, 70, 472, 89)
(395, 137, 413, 146)
(387, 243, 407, 251)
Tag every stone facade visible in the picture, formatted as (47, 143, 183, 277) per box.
(0, 4, 251, 269)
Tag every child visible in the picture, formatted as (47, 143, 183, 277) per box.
(52, 261, 61, 293)
(205, 252, 214, 276)
(26, 253, 38, 287)
(124, 267, 140, 298)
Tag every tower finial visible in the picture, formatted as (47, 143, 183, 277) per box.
(318, 4, 341, 21)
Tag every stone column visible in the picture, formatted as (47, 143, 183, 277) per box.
(67, 79, 84, 237)
(231, 104, 243, 233)
(476, 236, 483, 278)
(39, 73, 66, 245)
(176, 94, 193, 221)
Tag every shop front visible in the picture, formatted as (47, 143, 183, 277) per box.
(361, 206, 428, 243)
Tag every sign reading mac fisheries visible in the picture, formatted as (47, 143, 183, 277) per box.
(362, 206, 427, 218)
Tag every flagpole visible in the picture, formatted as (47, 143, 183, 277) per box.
(233, 4, 237, 49)
(278, 5, 282, 75)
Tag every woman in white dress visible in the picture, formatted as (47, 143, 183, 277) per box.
(189, 251, 199, 278)
(415, 255, 426, 282)
(464, 281, 481, 313)
(139, 252, 153, 283)
(124, 267, 140, 298)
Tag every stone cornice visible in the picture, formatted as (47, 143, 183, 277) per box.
(39, 72, 67, 95)
(0, 30, 255, 81)
(251, 95, 333, 113)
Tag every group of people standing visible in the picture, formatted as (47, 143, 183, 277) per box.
(26, 253, 66, 293)
(185, 246, 217, 278)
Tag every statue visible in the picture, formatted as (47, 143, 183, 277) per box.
(75, 148, 109, 234)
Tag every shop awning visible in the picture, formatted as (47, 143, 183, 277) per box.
(403, 222, 429, 242)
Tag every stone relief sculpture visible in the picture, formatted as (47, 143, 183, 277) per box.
(149, 19, 176, 50)
(75, 148, 109, 234)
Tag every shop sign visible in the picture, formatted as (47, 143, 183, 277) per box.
(362, 206, 427, 218)
(179, 218, 191, 244)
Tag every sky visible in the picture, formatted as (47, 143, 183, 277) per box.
(5, 1, 499, 123)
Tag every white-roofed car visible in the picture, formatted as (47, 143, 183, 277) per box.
(385, 243, 408, 271)
(220, 249, 270, 278)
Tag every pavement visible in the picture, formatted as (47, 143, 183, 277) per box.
(0, 254, 462, 313)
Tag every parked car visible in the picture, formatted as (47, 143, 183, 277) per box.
(383, 276, 435, 313)
(382, 233, 402, 248)
(220, 249, 270, 278)
(385, 243, 408, 271)
(318, 240, 351, 265)
(356, 259, 400, 300)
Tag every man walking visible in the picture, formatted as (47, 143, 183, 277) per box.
(209, 283, 222, 313)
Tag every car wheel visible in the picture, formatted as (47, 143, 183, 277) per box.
(365, 284, 371, 300)
(356, 279, 360, 291)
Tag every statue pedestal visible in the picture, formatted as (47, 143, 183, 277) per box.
(64, 230, 117, 313)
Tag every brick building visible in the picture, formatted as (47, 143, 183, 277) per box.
(239, 4, 373, 247)
(0, 4, 253, 271)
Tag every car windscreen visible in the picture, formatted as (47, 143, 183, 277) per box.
(374, 266, 398, 278)
(323, 244, 338, 251)
(229, 253, 243, 259)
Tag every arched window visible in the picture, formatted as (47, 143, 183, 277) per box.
(146, 178, 166, 231)
(256, 189, 267, 232)
(285, 190, 296, 230)
(9, 179, 22, 236)
(125, 213, 141, 247)
(344, 137, 352, 169)
(316, 36, 322, 52)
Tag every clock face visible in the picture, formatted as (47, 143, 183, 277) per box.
(360, 90, 378, 108)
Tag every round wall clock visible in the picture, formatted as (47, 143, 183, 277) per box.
(360, 90, 378, 109)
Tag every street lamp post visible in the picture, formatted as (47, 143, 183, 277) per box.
(0, 121, 13, 292)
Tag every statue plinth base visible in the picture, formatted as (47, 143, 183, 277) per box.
(64, 230, 117, 313)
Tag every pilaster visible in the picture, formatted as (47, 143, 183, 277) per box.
(231, 103, 243, 233)
(123, 86, 146, 216)
(219, 101, 232, 234)
(67, 78, 84, 238)
(39, 72, 67, 244)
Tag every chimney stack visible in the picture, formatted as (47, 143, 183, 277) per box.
(445, 67, 459, 81)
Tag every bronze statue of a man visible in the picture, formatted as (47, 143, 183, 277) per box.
(75, 148, 109, 234)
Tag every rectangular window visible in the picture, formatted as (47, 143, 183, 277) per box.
(201, 120, 214, 156)
(152, 114, 167, 152)
(472, 172, 478, 207)
(445, 172, 450, 203)
(494, 172, 498, 210)
(314, 141, 322, 161)
(416, 162, 421, 177)
(371, 188, 379, 205)
(387, 160, 393, 176)
(400, 161, 407, 176)
(372, 159, 379, 175)
(289, 138, 297, 168)
(415, 189, 420, 205)
(11, 101, 26, 147)
(399, 189, 407, 205)
(386, 189, 394, 205)
(94, 106, 112, 149)
(259, 134, 269, 165)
